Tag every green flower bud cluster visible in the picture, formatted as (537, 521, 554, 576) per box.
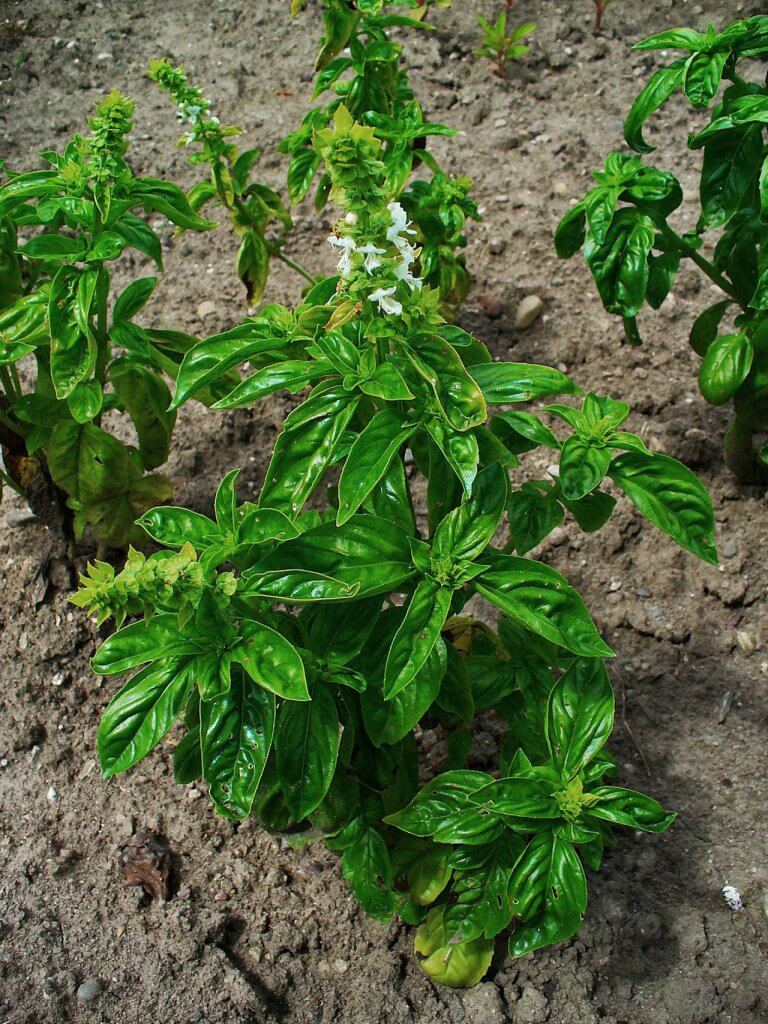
(148, 58, 240, 164)
(82, 90, 135, 193)
(71, 543, 235, 626)
(313, 106, 387, 213)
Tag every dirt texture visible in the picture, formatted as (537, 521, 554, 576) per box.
(1, 1, 767, 1022)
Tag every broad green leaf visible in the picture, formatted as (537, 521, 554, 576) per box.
(683, 51, 728, 107)
(304, 597, 382, 666)
(246, 515, 415, 600)
(231, 620, 309, 701)
(508, 832, 587, 957)
(624, 61, 686, 153)
(138, 507, 220, 549)
(259, 386, 360, 516)
(469, 362, 577, 404)
(111, 360, 176, 470)
(384, 579, 453, 699)
(173, 724, 202, 784)
(587, 786, 675, 833)
(555, 201, 587, 258)
(275, 684, 340, 820)
(212, 359, 328, 409)
(200, 670, 275, 819)
(471, 776, 560, 820)
(337, 410, 418, 525)
(97, 659, 194, 778)
(689, 300, 732, 357)
(112, 276, 157, 324)
(584, 209, 655, 318)
(442, 834, 524, 944)
(507, 482, 564, 554)
(91, 615, 203, 675)
(425, 418, 479, 497)
(432, 462, 508, 562)
(385, 771, 504, 846)
(476, 554, 614, 659)
(559, 437, 611, 501)
(698, 332, 753, 405)
(66, 380, 103, 424)
(405, 336, 486, 432)
(339, 820, 396, 920)
(546, 658, 614, 773)
(608, 451, 717, 564)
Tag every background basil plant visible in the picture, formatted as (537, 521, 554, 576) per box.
(283, 0, 480, 315)
(556, 15, 768, 482)
(0, 92, 229, 545)
(75, 105, 717, 988)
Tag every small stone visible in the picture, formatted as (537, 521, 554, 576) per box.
(515, 295, 544, 330)
(478, 294, 503, 320)
(47, 786, 58, 805)
(332, 958, 349, 974)
(721, 538, 737, 559)
(488, 238, 507, 256)
(496, 133, 521, 151)
(735, 630, 757, 654)
(77, 979, 102, 1003)
(553, 181, 569, 197)
(196, 300, 217, 319)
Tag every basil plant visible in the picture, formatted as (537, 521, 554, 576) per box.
(282, 0, 480, 315)
(556, 15, 768, 482)
(0, 92, 226, 545)
(149, 60, 313, 303)
(75, 108, 717, 987)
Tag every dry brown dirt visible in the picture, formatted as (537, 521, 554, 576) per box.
(1, 1, 766, 1022)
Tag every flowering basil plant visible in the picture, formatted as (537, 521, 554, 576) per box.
(75, 106, 717, 987)
(282, 0, 480, 315)
(0, 92, 225, 545)
(556, 15, 768, 482)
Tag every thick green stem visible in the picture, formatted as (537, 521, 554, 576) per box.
(274, 249, 318, 287)
(724, 416, 767, 484)
(93, 264, 110, 404)
(658, 224, 742, 304)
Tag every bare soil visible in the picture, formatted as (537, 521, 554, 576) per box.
(1, 1, 766, 1022)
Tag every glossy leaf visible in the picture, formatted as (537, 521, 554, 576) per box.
(546, 659, 614, 773)
(476, 555, 614, 659)
(384, 579, 453, 699)
(609, 451, 718, 564)
(337, 410, 418, 525)
(275, 684, 340, 820)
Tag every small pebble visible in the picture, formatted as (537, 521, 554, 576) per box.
(488, 238, 507, 255)
(721, 538, 737, 558)
(77, 978, 103, 1003)
(515, 295, 544, 330)
(196, 300, 217, 319)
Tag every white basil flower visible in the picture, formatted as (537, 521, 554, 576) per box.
(370, 286, 403, 316)
(358, 242, 385, 274)
(386, 201, 416, 243)
(722, 885, 743, 910)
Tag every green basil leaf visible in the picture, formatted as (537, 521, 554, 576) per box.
(546, 658, 614, 773)
(173, 724, 202, 784)
(507, 482, 564, 554)
(432, 462, 508, 563)
(698, 332, 753, 405)
(608, 450, 718, 564)
(231, 619, 309, 701)
(560, 489, 616, 533)
(584, 209, 655, 317)
(442, 834, 524, 944)
(476, 554, 614, 659)
(259, 385, 360, 516)
(425, 418, 479, 497)
(508, 832, 587, 958)
(471, 776, 560, 820)
(559, 437, 611, 501)
(682, 51, 728, 108)
(97, 658, 194, 778)
(587, 786, 675, 833)
(384, 579, 453, 699)
(138, 507, 220, 549)
(246, 515, 415, 599)
(689, 300, 733, 357)
(110, 359, 176, 470)
(275, 684, 340, 820)
(337, 410, 418, 525)
(66, 380, 103, 424)
(200, 670, 275, 819)
(91, 615, 202, 675)
(366, 454, 416, 534)
(112, 276, 157, 324)
(469, 362, 578, 404)
(385, 770, 504, 846)
(554, 201, 587, 258)
(339, 820, 396, 920)
(624, 61, 686, 153)
(213, 359, 328, 409)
